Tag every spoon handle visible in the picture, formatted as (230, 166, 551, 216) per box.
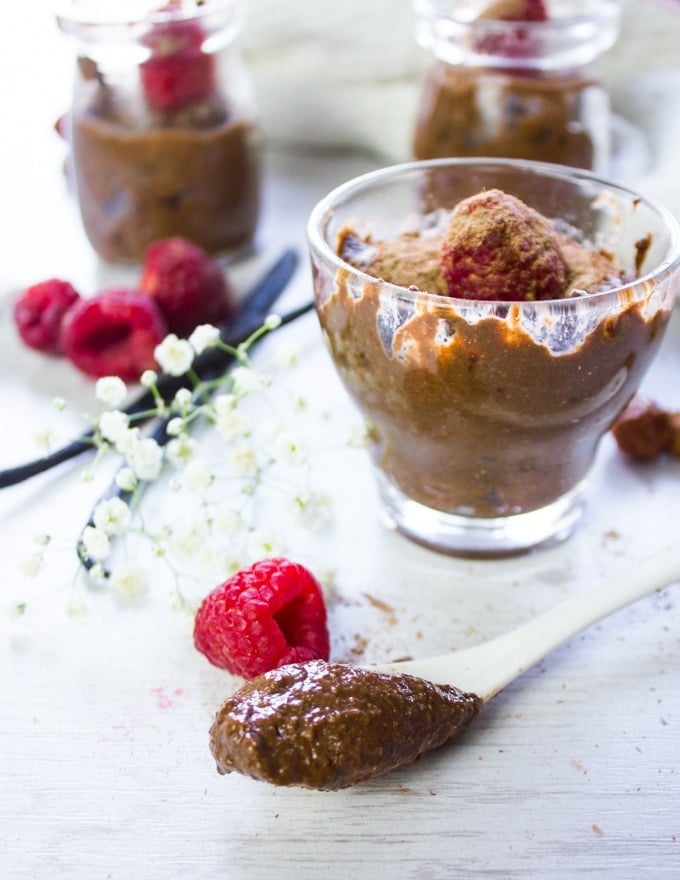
(379, 543, 680, 701)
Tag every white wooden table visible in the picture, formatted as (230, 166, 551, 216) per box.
(1, 5, 679, 879)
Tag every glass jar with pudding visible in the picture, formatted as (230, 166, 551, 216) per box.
(412, 0, 621, 173)
(56, 0, 261, 263)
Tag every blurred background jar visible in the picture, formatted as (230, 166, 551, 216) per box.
(412, 0, 621, 173)
(56, 0, 261, 264)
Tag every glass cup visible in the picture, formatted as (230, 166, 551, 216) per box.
(307, 159, 680, 557)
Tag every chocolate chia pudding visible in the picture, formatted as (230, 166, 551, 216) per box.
(209, 660, 482, 789)
(413, 62, 605, 171)
(72, 93, 260, 263)
(308, 160, 679, 554)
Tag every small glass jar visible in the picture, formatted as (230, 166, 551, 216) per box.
(56, 0, 261, 264)
(412, 0, 621, 173)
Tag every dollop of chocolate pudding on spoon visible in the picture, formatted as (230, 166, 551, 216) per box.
(209, 660, 482, 790)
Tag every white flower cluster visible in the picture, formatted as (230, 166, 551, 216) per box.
(16, 317, 348, 615)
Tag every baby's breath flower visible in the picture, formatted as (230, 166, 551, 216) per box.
(80, 469, 95, 483)
(155, 334, 194, 376)
(95, 376, 127, 408)
(273, 342, 299, 369)
(93, 496, 132, 536)
(170, 513, 210, 559)
(189, 323, 220, 354)
(99, 410, 130, 444)
(81, 526, 111, 561)
(114, 467, 137, 492)
(52, 396, 66, 411)
(231, 366, 270, 397)
(114, 426, 141, 456)
(166, 435, 197, 465)
(166, 417, 185, 437)
(169, 478, 182, 492)
(140, 370, 158, 388)
(109, 563, 147, 601)
(195, 542, 228, 574)
(173, 388, 193, 410)
(33, 427, 54, 451)
(214, 507, 242, 535)
(182, 459, 213, 492)
(228, 441, 258, 477)
(66, 597, 88, 617)
(215, 409, 251, 441)
(20, 551, 44, 577)
(128, 437, 163, 481)
(289, 487, 332, 530)
(247, 528, 283, 560)
(264, 313, 282, 331)
(33, 533, 51, 547)
(87, 564, 107, 583)
(272, 430, 308, 467)
(213, 393, 236, 415)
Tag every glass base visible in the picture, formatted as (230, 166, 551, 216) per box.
(376, 474, 588, 558)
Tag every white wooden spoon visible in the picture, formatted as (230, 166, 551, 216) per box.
(210, 543, 679, 790)
(374, 542, 680, 702)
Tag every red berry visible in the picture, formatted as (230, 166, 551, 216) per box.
(140, 237, 236, 337)
(61, 289, 168, 382)
(478, 0, 548, 22)
(14, 278, 81, 355)
(193, 558, 331, 679)
(140, 18, 215, 112)
(440, 189, 568, 302)
(474, 0, 548, 57)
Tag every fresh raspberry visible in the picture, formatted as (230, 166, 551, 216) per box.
(193, 558, 331, 680)
(139, 237, 236, 337)
(14, 278, 81, 355)
(61, 289, 168, 382)
(440, 188, 568, 301)
(474, 0, 548, 58)
(140, 17, 216, 112)
(611, 397, 673, 462)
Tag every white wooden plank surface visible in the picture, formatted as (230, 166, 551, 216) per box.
(1, 5, 679, 879)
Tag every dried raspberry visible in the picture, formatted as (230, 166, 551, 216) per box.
(61, 289, 168, 382)
(193, 558, 331, 679)
(669, 413, 680, 459)
(14, 278, 81, 355)
(477, 0, 548, 22)
(611, 397, 673, 462)
(139, 237, 236, 337)
(140, 17, 215, 112)
(440, 189, 568, 301)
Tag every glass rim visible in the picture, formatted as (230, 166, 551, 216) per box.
(55, 0, 244, 28)
(413, 0, 621, 30)
(306, 157, 680, 310)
